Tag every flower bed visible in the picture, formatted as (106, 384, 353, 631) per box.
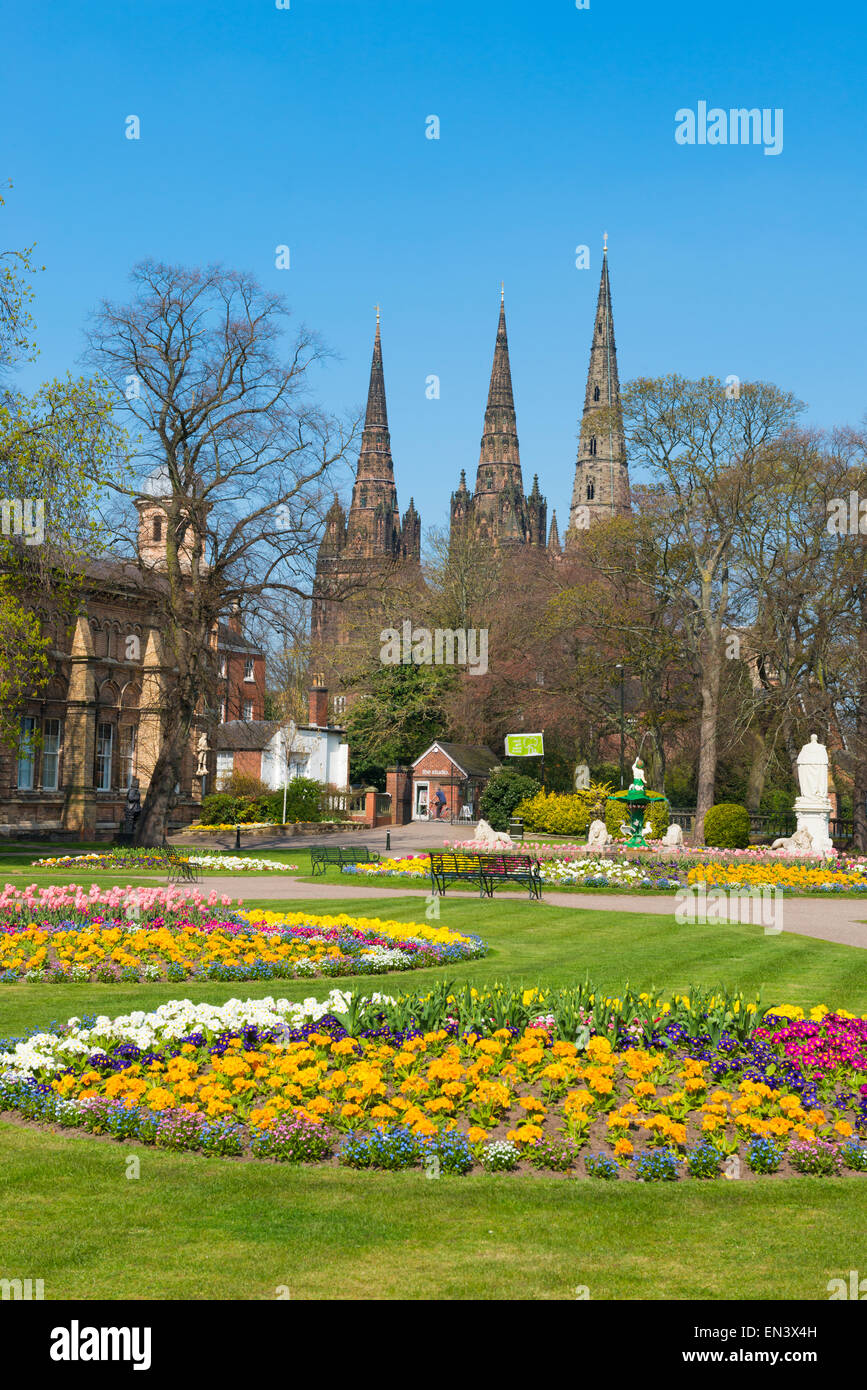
(0, 886, 485, 982)
(687, 861, 867, 893)
(2, 982, 864, 1178)
(32, 850, 296, 873)
(359, 852, 682, 890)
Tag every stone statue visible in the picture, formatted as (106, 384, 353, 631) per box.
(573, 762, 590, 791)
(122, 779, 141, 835)
(630, 757, 646, 791)
(195, 731, 209, 777)
(796, 735, 829, 801)
(771, 826, 816, 856)
(473, 818, 514, 848)
(661, 822, 684, 848)
(586, 818, 612, 849)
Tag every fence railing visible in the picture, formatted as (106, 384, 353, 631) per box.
(668, 808, 856, 844)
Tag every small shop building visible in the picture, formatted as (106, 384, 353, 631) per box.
(409, 741, 501, 821)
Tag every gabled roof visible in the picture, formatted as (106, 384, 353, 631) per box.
(215, 621, 262, 655)
(412, 740, 502, 778)
(212, 721, 283, 751)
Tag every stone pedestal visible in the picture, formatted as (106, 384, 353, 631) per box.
(794, 795, 834, 855)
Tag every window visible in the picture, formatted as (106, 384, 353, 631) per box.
(586, 481, 595, 501)
(219, 655, 227, 678)
(96, 722, 113, 791)
(220, 699, 227, 723)
(333, 695, 346, 716)
(17, 716, 36, 790)
(152, 516, 162, 542)
(593, 385, 600, 401)
(216, 751, 234, 787)
(589, 436, 597, 456)
(42, 718, 62, 790)
(119, 726, 136, 788)
(244, 658, 255, 681)
(243, 700, 254, 721)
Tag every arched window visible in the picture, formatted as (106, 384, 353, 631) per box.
(593, 385, 600, 401)
(589, 436, 597, 456)
(586, 480, 595, 501)
(152, 516, 162, 543)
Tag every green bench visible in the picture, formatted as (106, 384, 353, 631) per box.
(162, 844, 200, 884)
(428, 851, 543, 900)
(310, 845, 381, 876)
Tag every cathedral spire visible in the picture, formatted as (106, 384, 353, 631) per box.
(346, 314, 400, 552)
(567, 242, 630, 536)
(548, 509, 561, 554)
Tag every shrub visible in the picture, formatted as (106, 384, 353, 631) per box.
(257, 778, 323, 824)
(217, 772, 272, 799)
(746, 1137, 785, 1174)
(605, 796, 669, 841)
(515, 784, 613, 836)
(703, 803, 751, 850)
(478, 770, 541, 830)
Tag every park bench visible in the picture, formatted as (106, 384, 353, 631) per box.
(310, 845, 381, 876)
(428, 851, 543, 900)
(162, 844, 200, 884)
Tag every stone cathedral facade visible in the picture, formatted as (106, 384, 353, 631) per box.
(311, 249, 630, 674)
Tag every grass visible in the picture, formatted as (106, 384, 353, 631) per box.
(2, 879, 867, 1301)
(0, 1119, 862, 1300)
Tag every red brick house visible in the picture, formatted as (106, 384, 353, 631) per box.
(408, 741, 501, 822)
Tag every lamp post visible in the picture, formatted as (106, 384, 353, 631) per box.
(615, 664, 625, 789)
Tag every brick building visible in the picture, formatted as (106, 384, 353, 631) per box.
(0, 473, 266, 838)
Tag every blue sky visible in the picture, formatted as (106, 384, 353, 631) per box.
(3, 0, 865, 530)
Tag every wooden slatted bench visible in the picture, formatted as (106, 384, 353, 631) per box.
(310, 845, 381, 876)
(477, 853, 542, 900)
(428, 852, 543, 899)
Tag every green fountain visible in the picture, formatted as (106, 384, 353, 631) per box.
(610, 757, 667, 848)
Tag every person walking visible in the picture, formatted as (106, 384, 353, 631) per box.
(433, 786, 447, 820)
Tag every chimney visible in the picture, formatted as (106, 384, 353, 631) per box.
(228, 600, 242, 635)
(309, 684, 329, 727)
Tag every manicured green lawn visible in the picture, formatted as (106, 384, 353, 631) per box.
(2, 882, 866, 1301)
(0, 1119, 861, 1300)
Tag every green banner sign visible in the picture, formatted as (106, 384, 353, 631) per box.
(505, 732, 544, 757)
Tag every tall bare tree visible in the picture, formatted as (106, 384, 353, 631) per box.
(86, 260, 359, 843)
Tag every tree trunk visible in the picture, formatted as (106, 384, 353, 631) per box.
(853, 595, 867, 853)
(135, 717, 191, 846)
(745, 727, 773, 814)
(693, 643, 722, 844)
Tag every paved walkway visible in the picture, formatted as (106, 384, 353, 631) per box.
(197, 874, 867, 950)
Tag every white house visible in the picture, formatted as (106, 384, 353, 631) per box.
(212, 688, 349, 792)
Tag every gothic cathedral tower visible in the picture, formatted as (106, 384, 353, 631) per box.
(311, 312, 420, 651)
(567, 243, 630, 534)
(450, 290, 546, 549)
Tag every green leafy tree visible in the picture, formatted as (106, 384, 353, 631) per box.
(345, 663, 452, 787)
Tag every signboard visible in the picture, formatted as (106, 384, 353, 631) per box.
(505, 732, 544, 757)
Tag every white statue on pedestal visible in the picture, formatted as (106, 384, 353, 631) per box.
(788, 735, 834, 857)
(797, 735, 829, 799)
(586, 818, 612, 849)
(573, 762, 590, 791)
